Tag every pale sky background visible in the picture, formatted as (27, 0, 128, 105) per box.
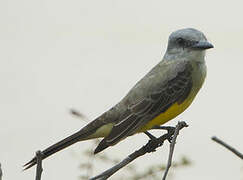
(1, 0, 243, 179)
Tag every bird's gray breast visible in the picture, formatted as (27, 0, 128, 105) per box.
(190, 61, 207, 94)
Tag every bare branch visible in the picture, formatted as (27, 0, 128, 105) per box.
(212, 136, 243, 160)
(162, 121, 188, 180)
(90, 121, 188, 180)
(35, 150, 43, 180)
(0, 163, 2, 180)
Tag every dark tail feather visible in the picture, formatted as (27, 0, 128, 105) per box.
(23, 130, 90, 170)
(94, 139, 109, 154)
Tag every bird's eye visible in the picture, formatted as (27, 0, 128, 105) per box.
(176, 38, 185, 47)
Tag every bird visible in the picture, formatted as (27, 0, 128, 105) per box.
(24, 28, 213, 170)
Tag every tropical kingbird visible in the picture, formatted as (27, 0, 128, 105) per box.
(24, 28, 213, 169)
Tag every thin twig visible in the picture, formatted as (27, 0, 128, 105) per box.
(90, 121, 188, 180)
(212, 136, 243, 160)
(35, 150, 43, 180)
(0, 163, 2, 180)
(162, 121, 188, 180)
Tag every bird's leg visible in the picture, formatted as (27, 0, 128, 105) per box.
(150, 125, 176, 143)
(151, 125, 175, 131)
(143, 131, 163, 152)
(144, 131, 157, 140)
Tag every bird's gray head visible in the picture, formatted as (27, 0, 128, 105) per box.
(164, 28, 213, 62)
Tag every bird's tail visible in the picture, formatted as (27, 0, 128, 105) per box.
(23, 129, 93, 170)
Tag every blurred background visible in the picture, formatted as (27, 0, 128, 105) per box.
(1, 0, 243, 179)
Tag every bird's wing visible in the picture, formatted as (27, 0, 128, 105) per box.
(94, 60, 193, 153)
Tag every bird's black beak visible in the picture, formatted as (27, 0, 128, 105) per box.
(191, 41, 214, 50)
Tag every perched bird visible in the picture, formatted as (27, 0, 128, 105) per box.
(24, 28, 213, 169)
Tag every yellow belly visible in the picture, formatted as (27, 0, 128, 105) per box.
(138, 95, 195, 132)
(89, 93, 196, 139)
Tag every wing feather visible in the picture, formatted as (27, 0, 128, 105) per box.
(94, 61, 193, 153)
